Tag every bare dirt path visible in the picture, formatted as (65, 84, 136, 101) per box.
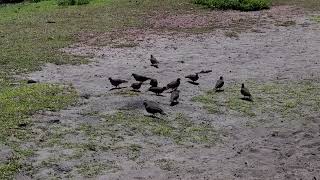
(23, 6, 320, 180)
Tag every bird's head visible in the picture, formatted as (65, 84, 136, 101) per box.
(177, 78, 181, 82)
(132, 73, 136, 76)
(150, 55, 153, 58)
(241, 83, 245, 88)
(108, 77, 112, 81)
(143, 101, 147, 106)
(220, 76, 223, 80)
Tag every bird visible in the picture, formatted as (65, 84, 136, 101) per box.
(166, 78, 180, 91)
(241, 83, 252, 100)
(150, 55, 159, 68)
(109, 77, 127, 88)
(170, 90, 180, 106)
(143, 101, 166, 116)
(132, 73, 150, 83)
(131, 82, 143, 91)
(148, 87, 166, 95)
(185, 73, 199, 82)
(215, 76, 224, 91)
(150, 78, 158, 87)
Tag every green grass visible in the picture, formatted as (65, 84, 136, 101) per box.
(193, 82, 320, 120)
(272, 0, 320, 10)
(57, 0, 91, 6)
(0, 0, 193, 76)
(0, 83, 77, 179)
(194, 0, 271, 11)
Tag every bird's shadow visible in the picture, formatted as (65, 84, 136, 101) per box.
(152, 94, 165, 97)
(240, 97, 253, 102)
(215, 89, 224, 92)
(109, 87, 126, 91)
(187, 81, 199, 85)
(144, 114, 161, 119)
(170, 102, 179, 106)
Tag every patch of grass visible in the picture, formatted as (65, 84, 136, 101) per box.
(76, 160, 119, 177)
(0, 0, 194, 76)
(0, 84, 77, 142)
(155, 159, 179, 171)
(101, 112, 219, 145)
(272, 0, 320, 10)
(311, 15, 320, 23)
(57, 0, 90, 6)
(193, 81, 320, 121)
(194, 0, 271, 11)
(0, 83, 77, 179)
(0, 161, 21, 180)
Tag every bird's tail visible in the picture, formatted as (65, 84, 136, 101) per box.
(160, 111, 166, 115)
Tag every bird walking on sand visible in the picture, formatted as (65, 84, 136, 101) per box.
(241, 83, 252, 100)
(109, 77, 127, 88)
(148, 87, 166, 96)
(170, 90, 180, 106)
(166, 78, 180, 91)
(132, 73, 150, 83)
(185, 73, 199, 82)
(215, 76, 224, 91)
(150, 78, 158, 87)
(150, 55, 159, 68)
(131, 82, 142, 91)
(143, 101, 166, 116)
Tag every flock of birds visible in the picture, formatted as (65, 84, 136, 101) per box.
(108, 55, 252, 117)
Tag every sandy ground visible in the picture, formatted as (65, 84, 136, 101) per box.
(19, 6, 320, 180)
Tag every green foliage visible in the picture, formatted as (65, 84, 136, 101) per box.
(57, 0, 90, 6)
(194, 0, 271, 11)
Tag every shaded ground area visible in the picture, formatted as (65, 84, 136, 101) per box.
(17, 6, 320, 179)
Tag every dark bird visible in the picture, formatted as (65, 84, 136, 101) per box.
(131, 82, 143, 91)
(132, 73, 150, 82)
(241, 83, 252, 100)
(148, 87, 166, 95)
(185, 73, 199, 82)
(150, 78, 158, 87)
(109, 77, 127, 88)
(143, 101, 166, 116)
(170, 90, 180, 106)
(215, 76, 224, 91)
(150, 55, 159, 68)
(166, 78, 180, 91)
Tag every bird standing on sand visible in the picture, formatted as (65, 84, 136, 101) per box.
(132, 73, 150, 83)
(185, 73, 199, 82)
(143, 101, 166, 116)
(241, 83, 252, 99)
(150, 78, 158, 87)
(150, 55, 159, 68)
(215, 76, 224, 91)
(148, 87, 166, 95)
(166, 78, 180, 91)
(131, 82, 142, 91)
(170, 90, 180, 106)
(109, 77, 127, 88)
